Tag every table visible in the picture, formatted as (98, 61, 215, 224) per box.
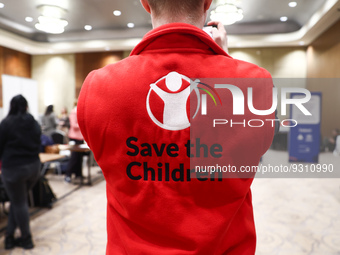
(58, 144, 94, 185)
(39, 153, 66, 176)
(39, 153, 66, 163)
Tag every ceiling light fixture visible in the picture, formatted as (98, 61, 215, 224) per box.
(210, 0, 244, 25)
(127, 22, 135, 28)
(113, 10, 121, 16)
(280, 16, 288, 22)
(35, 5, 68, 34)
(25, 17, 34, 22)
(0, 3, 4, 8)
(84, 25, 92, 31)
(288, 2, 297, 8)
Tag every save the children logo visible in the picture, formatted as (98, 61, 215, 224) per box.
(146, 72, 221, 131)
(147, 72, 313, 131)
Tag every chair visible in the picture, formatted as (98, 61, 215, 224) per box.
(41, 160, 63, 176)
(51, 130, 66, 144)
(42, 131, 69, 176)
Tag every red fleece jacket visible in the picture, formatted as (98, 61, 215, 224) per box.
(78, 23, 275, 255)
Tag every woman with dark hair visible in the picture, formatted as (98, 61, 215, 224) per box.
(0, 94, 41, 250)
(41, 104, 57, 137)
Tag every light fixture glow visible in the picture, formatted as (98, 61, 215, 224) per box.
(127, 22, 135, 28)
(35, 16, 68, 34)
(0, 3, 4, 8)
(35, 5, 68, 34)
(84, 25, 92, 31)
(288, 2, 297, 7)
(39, 5, 66, 18)
(113, 10, 121, 16)
(25, 17, 34, 22)
(280, 16, 288, 22)
(299, 41, 305, 46)
(210, 0, 244, 25)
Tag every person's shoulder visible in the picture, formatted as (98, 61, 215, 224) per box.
(0, 115, 15, 125)
(0, 116, 10, 128)
(95, 56, 133, 74)
(82, 56, 137, 89)
(223, 56, 272, 78)
(21, 113, 38, 125)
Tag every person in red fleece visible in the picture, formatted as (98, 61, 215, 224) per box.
(77, 0, 275, 254)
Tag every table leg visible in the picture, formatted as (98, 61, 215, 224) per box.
(86, 152, 92, 185)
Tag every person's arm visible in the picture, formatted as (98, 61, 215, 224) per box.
(207, 21, 228, 53)
(150, 84, 167, 99)
(65, 117, 70, 129)
(0, 122, 8, 158)
(51, 113, 57, 128)
(69, 109, 80, 131)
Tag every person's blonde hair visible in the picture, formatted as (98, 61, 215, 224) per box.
(147, 0, 204, 23)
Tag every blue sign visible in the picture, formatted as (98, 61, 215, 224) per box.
(288, 92, 322, 163)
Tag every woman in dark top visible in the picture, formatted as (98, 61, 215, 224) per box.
(0, 95, 41, 250)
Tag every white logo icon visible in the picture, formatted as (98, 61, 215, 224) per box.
(146, 72, 193, 131)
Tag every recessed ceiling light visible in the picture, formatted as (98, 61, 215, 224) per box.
(105, 46, 111, 51)
(280, 16, 288, 22)
(299, 41, 305, 46)
(25, 17, 34, 22)
(113, 10, 121, 16)
(127, 22, 135, 28)
(84, 25, 92, 31)
(0, 3, 4, 8)
(288, 2, 297, 7)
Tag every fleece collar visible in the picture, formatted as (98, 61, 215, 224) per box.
(130, 23, 231, 58)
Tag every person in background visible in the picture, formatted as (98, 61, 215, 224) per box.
(64, 100, 84, 183)
(322, 128, 339, 152)
(0, 95, 41, 250)
(41, 105, 57, 138)
(57, 107, 70, 135)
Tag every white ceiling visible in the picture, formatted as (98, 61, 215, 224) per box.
(0, 0, 339, 55)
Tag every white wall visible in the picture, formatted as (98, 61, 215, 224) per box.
(30, 48, 307, 119)
(229, 47, 307, 78)
(32, 54, 75, 116)
(229, 47, 307, 119)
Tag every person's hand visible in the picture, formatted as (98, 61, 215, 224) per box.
(207, 21, 228, 53)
